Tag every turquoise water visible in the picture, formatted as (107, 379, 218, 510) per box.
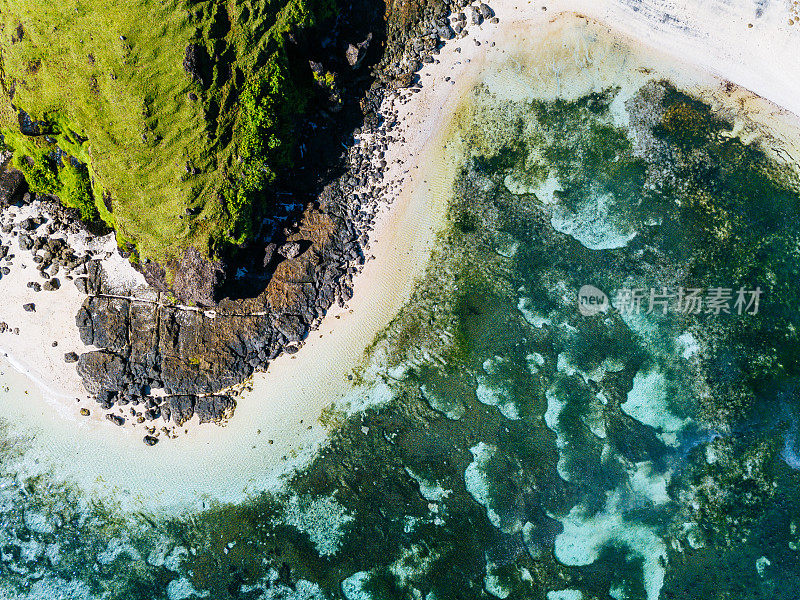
(3, 73, 800, 599)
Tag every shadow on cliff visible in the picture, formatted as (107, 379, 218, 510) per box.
(204, 0, 390, 303)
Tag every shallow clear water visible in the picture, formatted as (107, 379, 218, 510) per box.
(3, 19, 800, 600)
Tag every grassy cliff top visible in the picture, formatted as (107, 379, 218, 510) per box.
(0, 0, 335, 275)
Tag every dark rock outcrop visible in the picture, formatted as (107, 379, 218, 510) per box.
(195, 395, 236, 424)
(77, 350, 127, 394)
(172, 246, 224, 307)
(0, 168, 26, 204)
(58, 0, 500, 435)
(182, 43, 211, 88)
(162, 395, 196, 426)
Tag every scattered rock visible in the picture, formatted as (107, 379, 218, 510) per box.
(105, 413, 124, 426)
(43, 277, 60, 291)
(22, 302, 35, 312)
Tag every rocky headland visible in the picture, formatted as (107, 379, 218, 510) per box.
(0, 0, 501, 443)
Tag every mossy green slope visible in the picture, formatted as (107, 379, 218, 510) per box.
(0, 0, 334, 271)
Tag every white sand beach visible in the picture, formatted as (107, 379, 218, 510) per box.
(0, 0, 799, 510)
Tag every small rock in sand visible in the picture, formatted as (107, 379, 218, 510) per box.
(106, 414, 125, 426)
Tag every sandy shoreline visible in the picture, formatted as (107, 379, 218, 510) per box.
(0, 0, 799, 509)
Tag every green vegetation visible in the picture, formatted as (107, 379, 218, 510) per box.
(6, 144, 100, 221)
(0, 0, 336, 273)
(57, 164, 99, 221)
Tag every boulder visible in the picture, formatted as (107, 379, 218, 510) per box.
(74, 277, 89, 294)
(345, 32, 372, 68)
(263, 242, 278, 268)
(470, 6, 482, 24)
(435, 20, 455, 40)
(105, 413, 124, 426)
(0, 168, 26, 204)
(75, 305, 95, 345)
(182, 43, 210, 87)
(43, 277, 60, 291)
(18, 233, 33, 251)
(391, 73, 415, 89)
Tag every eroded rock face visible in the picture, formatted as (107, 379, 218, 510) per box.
(162, 395, 196, 426)
(172, 246, 225, 307)
(182, 43, 211, 88)
(77, 351, 127, 394)
(195, 394, 236, 424)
